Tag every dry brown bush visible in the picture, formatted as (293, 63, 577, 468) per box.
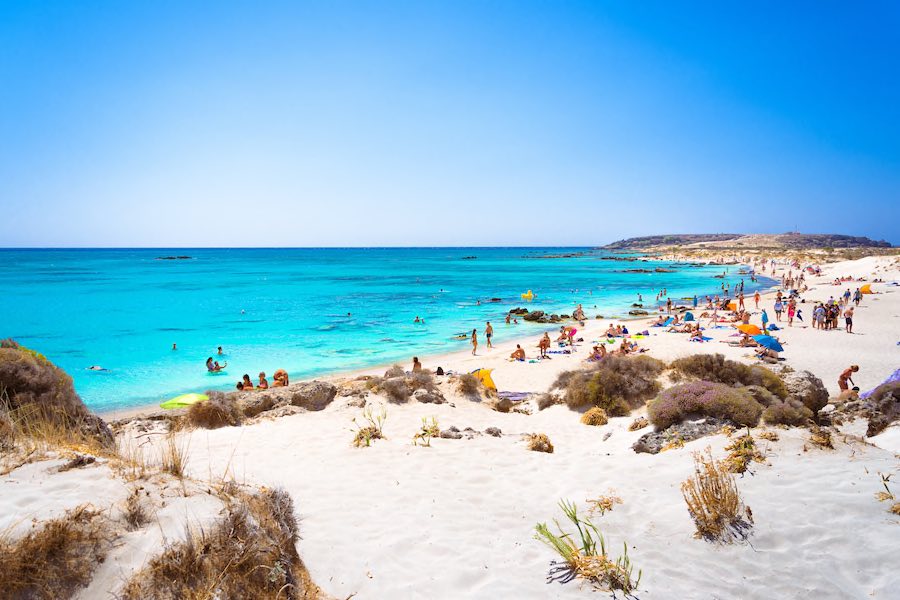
(580, 407, 609, 426)
(161, 433, 189, 478)
(527, 433, 554, 453)
(723, 433, 765, 474)
(628, 417, 649, 431)
(383, 364, 405, 378)
(536, 393, 560, 410)
(456, 373, 482, 397)
(681, 448, 753, 543)
(554, 355, 665, 415)
(808, 426, 834, 449)
(0, 505, 110, 599)
(379, 378, 410, 403)
(186, 392, 243, 429)
(120, 487, 320, 599)
(124, 488, 150, 531)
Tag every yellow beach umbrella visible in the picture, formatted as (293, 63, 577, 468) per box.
(737, 324, 762, 335)
(470, 368, 497, 391)
(860, 284, 873, 294)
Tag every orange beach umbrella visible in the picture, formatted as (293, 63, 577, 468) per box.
(860, 284, 873, 294)
(737, 324, 762, 335)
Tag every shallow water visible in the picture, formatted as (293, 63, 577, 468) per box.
(0, 247, 767, 412)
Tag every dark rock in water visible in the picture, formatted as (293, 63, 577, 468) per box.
(632, 417, 732, 454)
(485, 427, 502, 437)
(290, 381, 337, 411)
(509, 307, 529, 315)
(461, 256, 477, 260)
(621, 268, 653, 273)
(654, 268, 674, 273)
(440, 429, 463, 439)
(628, 309, 649, 316)
(560, 314, 571, 319)
(631, 303, 643, 308)
(523, 310, 545, 322)
(156, 256, 192, 260)
(549, 314, 560, 322)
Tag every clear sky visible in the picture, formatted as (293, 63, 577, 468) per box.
(1, 1, 898, 247)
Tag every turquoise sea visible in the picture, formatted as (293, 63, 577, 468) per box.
(0, 248, 770, 412)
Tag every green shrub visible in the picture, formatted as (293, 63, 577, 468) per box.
(670, 354, 787, 399)
(647, 381, 762, 429)
(762, 400, 813, 426)
(554, 355, 665, 416)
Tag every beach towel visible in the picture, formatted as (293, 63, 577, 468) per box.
(689, 336, 713, 342)
(497, 391, 530, 402)
(548, 349, 571, 355)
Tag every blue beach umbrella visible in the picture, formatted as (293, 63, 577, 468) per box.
(752, 335, 783, 353)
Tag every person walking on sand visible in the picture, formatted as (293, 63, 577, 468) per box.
(838, 365, 859, 392)
(761, 308, 769, 333)
(738, 292, 745, 310)
(666, 297, 672, 314)
(538, 332, 551, 358)
(754, 291, 761, 309)
(485, 322, 493, 348)
(843, 306, 854, 333)
(471, 329, 478, 355)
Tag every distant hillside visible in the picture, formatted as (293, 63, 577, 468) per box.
(605, 233, 892, 250)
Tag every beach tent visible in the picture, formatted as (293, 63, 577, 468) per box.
(160, 393, 208, 409)
(860, 368, 900, 399)
(727, 302, 737, 311)
(752, 335, 784, 353)
(470, 368, 497, 391)
(737, 324, 762, 335)
(684, 312, 695, 322)
(860, 284, 873, 294)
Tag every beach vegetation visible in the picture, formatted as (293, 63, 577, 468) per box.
(124, 487, 151, 530)
(187, 391, 243, 429)
(384, 364, 406, 378)
(351, 404, 387, 447)
(120, 487, 319, 599)
(115, 437, 152, 481)
(670, 354, 788, 399)
(379, 377, 410, 403)
(527, 433, 554, 453)
(536, 393, 561, 410)
(647, 382, 763, 430)
(682, 448, 753, 543)
(757, 430, 779, 441)
(456, 373, 483, 397)
(161, 433, 189, 478)
(0, 504, 110, 599)
(586, 494, 622, 516)
(628, 416, 649, 431)
(723, 431, 766, 474)
(580, 407, 608, 426)
(807, 426, 834, 449)
(554, 355, 665, 416)
(534, 499, 640, 593)
(412, 416, 440, 447)
(762, 398, 813, 426)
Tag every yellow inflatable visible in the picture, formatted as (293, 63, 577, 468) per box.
(521, 289, 534, 301)
(860, 284, 873, 294)
(471, 368, 497, 391)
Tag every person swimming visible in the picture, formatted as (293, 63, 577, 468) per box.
(206, 357, 226, 372)
(86, 365, 107, 371)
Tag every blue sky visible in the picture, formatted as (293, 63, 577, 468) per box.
(1, 1, 898, 247)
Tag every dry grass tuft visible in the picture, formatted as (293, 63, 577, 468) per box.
(586, 494, 622, 516)
(124, 487, 151, 530)
(808, 426, 834, 449)
(757, 430, 779, 442)
(628, 416, 648, 431)
(891, 503, 900, 515)
(161, 433, 189, 478)
(120, 487, 321, 599)
(351, 404, 387, 447)
(527, 433, 554, 453)
(187, 392, 243, 429)
(0, 505, 110, 599)
(681, 448, 753, 543)
(723, 431, 766, 474)
(456, 373, 483, 397)
(115, 437, 152, 481)
(412, 416, 440, 447)
(534, 499, 640, 593)
(580, 407, 609, 427)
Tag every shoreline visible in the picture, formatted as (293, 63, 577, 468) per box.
(103, 260, 780, 420)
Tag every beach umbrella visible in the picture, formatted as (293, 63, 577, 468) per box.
(160, 393, 208, 410)
(752, 335, 784, 353)
(470, 368, 497, 391)
(737, 324, 761, 335)
(860, 284, 873, 294)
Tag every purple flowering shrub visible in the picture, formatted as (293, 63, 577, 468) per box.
(647, 381, 763, 429)
(670, 354, 787, 399)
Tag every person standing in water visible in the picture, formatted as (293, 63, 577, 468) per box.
(485, 322, 493, 348)
(471, 329, 478, 355)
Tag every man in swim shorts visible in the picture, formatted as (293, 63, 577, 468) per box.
(838, 365, 859, 391)
(485, 322, 493, 348)
(510, 345, 525, 361)
(843, 306, 854, 333)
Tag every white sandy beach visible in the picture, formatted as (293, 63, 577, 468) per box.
(3, 254, 899, 599)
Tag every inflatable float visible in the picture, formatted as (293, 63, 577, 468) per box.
(521, 290, 534, 301)
(160, 393, 208, 410)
